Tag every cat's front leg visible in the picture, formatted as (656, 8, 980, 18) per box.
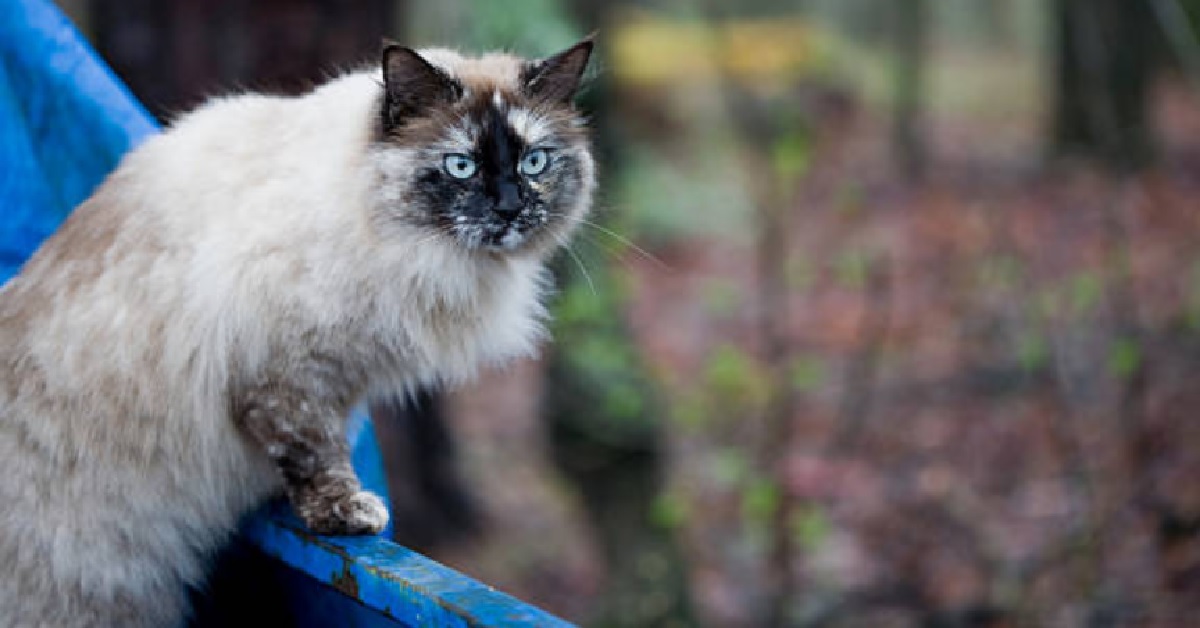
(236, 384, 389, 535)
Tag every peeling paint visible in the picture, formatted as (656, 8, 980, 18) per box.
(331, 562, 361, 598)
(240, 489, 575, 626)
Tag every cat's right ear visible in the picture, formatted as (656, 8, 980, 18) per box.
(381, 43, 460, 130)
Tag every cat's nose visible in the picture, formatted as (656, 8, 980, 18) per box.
(494, 181, 524, 217)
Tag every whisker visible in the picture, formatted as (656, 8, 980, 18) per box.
(579, 219, 671, 272)
(548, 212, 672, 272)
(556, 234, 597, 296)
(569, 231, 652, 276)
(572, 231, 621, 259)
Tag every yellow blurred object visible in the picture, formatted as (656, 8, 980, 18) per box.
(611, 11, 820, 87)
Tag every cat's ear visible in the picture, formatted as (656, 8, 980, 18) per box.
(381, 43, 460, 130)
(522, 35, 595, 104)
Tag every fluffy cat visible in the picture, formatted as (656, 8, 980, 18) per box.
(0, 38, 595, 627)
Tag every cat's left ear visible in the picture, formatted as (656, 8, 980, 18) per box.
(522, 35, 595, 104)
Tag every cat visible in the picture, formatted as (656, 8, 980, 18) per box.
(0, 37, 595, 627)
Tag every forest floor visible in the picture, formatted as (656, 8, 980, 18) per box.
(427, 82, 1200, 627)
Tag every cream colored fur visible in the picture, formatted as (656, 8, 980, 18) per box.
(0, 49, 593, 627)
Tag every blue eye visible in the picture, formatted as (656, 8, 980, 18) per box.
(444, 154, 477, 179)
(519, 148, 550, 176)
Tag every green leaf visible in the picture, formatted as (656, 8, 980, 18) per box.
(742, 477, 780, 523)
(704, 344, 759, 400)
(834, 249, 869, 290)
(553, 281, 604, 327)
(672, 392, 710, 429)
(712, 449, 749, 487)
(789, 356, 825, 392)
(771, 129, 810, 182)
(603, 382, 645, 421)
(651, 491, 689, 530)
(1070, 272, 1103, 314)
(792, 505, 831, 551)
(1018, 332, 1048, 372)
(1108, 337, 1141, 379)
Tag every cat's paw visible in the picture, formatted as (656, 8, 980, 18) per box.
(334, 490, 390, 534)
(300, 490, 390, 536)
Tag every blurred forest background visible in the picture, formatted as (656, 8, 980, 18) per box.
(58, 0, 1200, 626)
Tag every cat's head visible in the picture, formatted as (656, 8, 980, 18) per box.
(371, 39, 596, 257)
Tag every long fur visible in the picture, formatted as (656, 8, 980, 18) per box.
(0, 47, 594, 627)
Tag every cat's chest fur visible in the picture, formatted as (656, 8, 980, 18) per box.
(340, 246, 548, 393)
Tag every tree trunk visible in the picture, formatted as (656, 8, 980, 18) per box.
(544, 2, 696, 625)
(369, 393, 478, 553)
(892, 0, 928, 180)
(1051, 0, 1156, 171)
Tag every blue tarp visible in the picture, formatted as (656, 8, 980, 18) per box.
(0, 0, 156, 283)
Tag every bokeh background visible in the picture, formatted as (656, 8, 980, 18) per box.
(57, 1, 1200, 626)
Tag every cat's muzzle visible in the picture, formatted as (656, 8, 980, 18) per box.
(452, 206, 547, 251)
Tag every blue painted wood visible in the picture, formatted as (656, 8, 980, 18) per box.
(1, 2, 574, 625)
(242, 503, 575, 627)
(0, 0, 157, 281)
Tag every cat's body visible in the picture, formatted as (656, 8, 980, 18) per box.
(0, 41, 594, 627)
